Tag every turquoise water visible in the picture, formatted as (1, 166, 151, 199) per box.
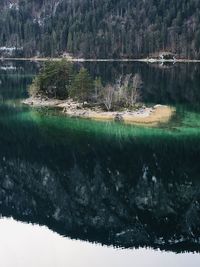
(0, 61, 200, 265)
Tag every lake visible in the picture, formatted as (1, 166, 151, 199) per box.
(0, 60, 200, 266)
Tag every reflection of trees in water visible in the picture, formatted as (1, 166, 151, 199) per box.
(84, 62, 200, 107)
(0, 61, 200, 253)
(0, 106, 200, 252)
(1, 60, 200, 107)
(141, 63, 200, 106)
(0, 142, 200, 253)
(0, 61, 39, 100)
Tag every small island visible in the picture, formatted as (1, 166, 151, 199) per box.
(23, 60, 174, 125)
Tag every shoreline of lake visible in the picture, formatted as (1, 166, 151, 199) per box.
(22, 97, 175, 125)
(1, 57, 200, 63)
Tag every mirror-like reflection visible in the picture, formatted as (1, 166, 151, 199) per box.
(0, 61, 200, 257)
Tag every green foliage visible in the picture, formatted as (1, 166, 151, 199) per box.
(69, 68, 94, 103)
(1, 0, 200, 58)
(29, 60, 74, 99)
(28, 76, 40, 97)
(29, 60, 144, 111)
(29, 63, 95, 103)
(94, 77, 103, 101)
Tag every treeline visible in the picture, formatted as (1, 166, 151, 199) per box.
(30, 60, 142, 111)
(1, 0, 200, 58)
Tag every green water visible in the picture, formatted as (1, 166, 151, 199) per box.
(0, 61, 200, 253)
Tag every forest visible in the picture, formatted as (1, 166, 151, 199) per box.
(0, 0, 200, 58)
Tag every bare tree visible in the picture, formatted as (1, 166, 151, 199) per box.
(100, 73, 142, 111)
(128, 73, 142, 107)
(94, 77, 103, 102)
(113, 73, 142, 107)
(102, 84, 115, 111)
(115, 75, 123, 103)
(114, 74, 131, 105)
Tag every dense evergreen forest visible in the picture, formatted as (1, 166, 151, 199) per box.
(0, 0, 200, 58)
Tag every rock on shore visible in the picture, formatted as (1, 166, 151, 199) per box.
(22, 97, 175, 125)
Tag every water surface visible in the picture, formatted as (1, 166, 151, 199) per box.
(0, 60, 200, 265)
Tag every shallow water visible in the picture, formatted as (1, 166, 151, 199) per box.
(0, 60, 200, 265)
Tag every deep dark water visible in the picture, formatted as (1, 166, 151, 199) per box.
(0, 61, 200, 254)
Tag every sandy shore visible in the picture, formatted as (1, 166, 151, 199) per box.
(22, 97, 175, 125)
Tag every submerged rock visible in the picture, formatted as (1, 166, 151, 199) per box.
(114, 113, 124, 122)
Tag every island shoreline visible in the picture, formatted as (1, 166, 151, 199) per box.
(22, 97, 175, 126)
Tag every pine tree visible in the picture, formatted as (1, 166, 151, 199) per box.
(70, 68, 93, 103)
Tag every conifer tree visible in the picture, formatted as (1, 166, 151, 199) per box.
(70, 68, 93, 103)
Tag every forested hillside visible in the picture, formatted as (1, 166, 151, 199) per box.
(0, 0, 200, 58)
